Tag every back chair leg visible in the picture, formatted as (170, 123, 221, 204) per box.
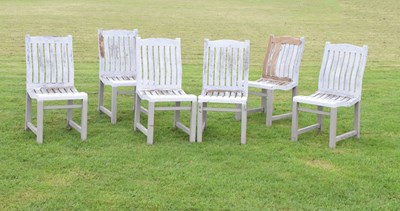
(174, 102, 181, 128)
(261, 89, 267, 113)
(25, 93, 32, 131)
(329, 108, 337, 148)
(67, 100, 73, 129)
(203, 102, 207, 130)
(266, 90, 274, 127)
(241, 103, 247, 144)
(354, 102, 361, 138)
(147, 102, 155, 145)
(134, 94, 141, 131)
(111, 87, 118, 124)
(81, 98, 88, 140)
(189, 101, 197, 142)
(291, 102, 299, 141)
(197, 102, 203, 142)
(317, 106, 324, 132)
(37, 100, 44, 144)
(98, 80, 104, 112)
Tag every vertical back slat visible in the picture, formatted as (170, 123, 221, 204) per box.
(349, 52, 361, 93)
(338, 51, 350, 91)
(159, 46, 165, 86)
(25, 37, 32, 87)
(124, 36, 130, 73)
(104, 36, 110, 73)
(148, 45, 154, 86)
(56, 43, 63, 83)
(208, 47, 214, 87)
(115, 37, 121, 74)
(176, 38, 182, 87)
(67, 37, 74, 85)
(171, 45, 177, 86)
(214, 47, 220, 87)
(142, 45, 148, 86)
(232, 48, 238, 87)
(202, 40, 209, 89)
(44, 42, 51, 83)
(38, 42, 45, 83)
(226, 47, 232, 87)
(334, 51, 345, 90)
(165, 46, 171, 86)
(120, 36, 126, 73)
(62, 42, 68, 83)
(344, 52, 356, 92)
(32, 42, 39, 84)
(154, 45, 160, 86)
(49, 43, 56, 82)
(237, 47, 244, 89)
(220, 47, 226, 86)
(110, 37, 116, 74)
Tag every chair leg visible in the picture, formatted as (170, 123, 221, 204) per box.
(241, 103, 247, 144)
(37, 100, 44, 144)
(147, 102, 155, 145)
(197, 102, 203, 142)
(203, 102, 207, 130)
(329, 108, 337, 148)
(98, 80, 104, 112)
(291, 102, 299, 141)
(266, 90, 274, 127)
(133, 87, 136, 111)
(111, 87, 118, 124)
(189, 101, 197, 142)
(317, 106, 324, 132)
(235, 104, 241, 120)
(354, 101, 361, 138)
(67, 100, 73, 129)
(25, 93, 32, 131)
(261, 89, 267, 113)
(174, 102, 181, 128)
(134, 94, 141, 131)
(81, 98, 88, 140)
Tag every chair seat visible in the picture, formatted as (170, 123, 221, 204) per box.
(138, 89, 196, 102)
(198, 90, 247, 104)
(100, 75, 136, 86)
(28, 86, 87, 100)
(293, 92, 359, 108)
(249, 77, 296, 90)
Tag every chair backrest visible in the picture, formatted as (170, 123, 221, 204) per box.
(202, 39, 250, 94)
(25, 35, 74, 89)
(318, 42, 368, 98)
(98, 29, 139, 77)
(135, 37, 183, 90)
(262, 35, 305, 83)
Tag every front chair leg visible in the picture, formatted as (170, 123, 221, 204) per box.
(266, 90, 274, 127)
(291, 102, 299, 141)
(189, 101, 197, 142)
(197, 102, 203, 142)
(81, 98, 88, 140)
(111, 87, 118, 124)
(329, 108, 337, 148)
(67, 100, 73, 129)
(25, 93, 32, 131)
(354, 102, 361, 138)
(241, 103, 247, 144)
(134, 94, 141, 131)
(37, 100, 44, 144)
(147, 102, 155, 145)
(317, 106, 324, 132)
(174, 102, 181, 128)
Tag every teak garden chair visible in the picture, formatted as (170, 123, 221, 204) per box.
(25, 35, 88, 144)
(197, 39, 250, 144)
(134, 37, 197, 145)
(98, 29, 139, 124)
(248, 35, 305, 126)
(291, 42, 368, 148)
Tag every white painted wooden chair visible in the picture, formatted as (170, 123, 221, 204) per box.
(291, 42, 368, 148)
(248, 35, 305, 126)
(98, 29, 139, 124)
(197, 39, 250, 144)
(25, 35, 88, 144)
(134, 37, 197, 144)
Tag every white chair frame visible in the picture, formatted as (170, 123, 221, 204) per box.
(197, 39, 250, 144)
(25, 35, 88, 144)
(291, 42, 368, 148)
(248, 35, 305, 126)
(134, 37, 197, 144)
(98, 29, 138, 124)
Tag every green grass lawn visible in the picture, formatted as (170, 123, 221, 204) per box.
(1, 0, 400, 209)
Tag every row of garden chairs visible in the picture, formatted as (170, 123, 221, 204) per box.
(25, 29, 368, 148)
